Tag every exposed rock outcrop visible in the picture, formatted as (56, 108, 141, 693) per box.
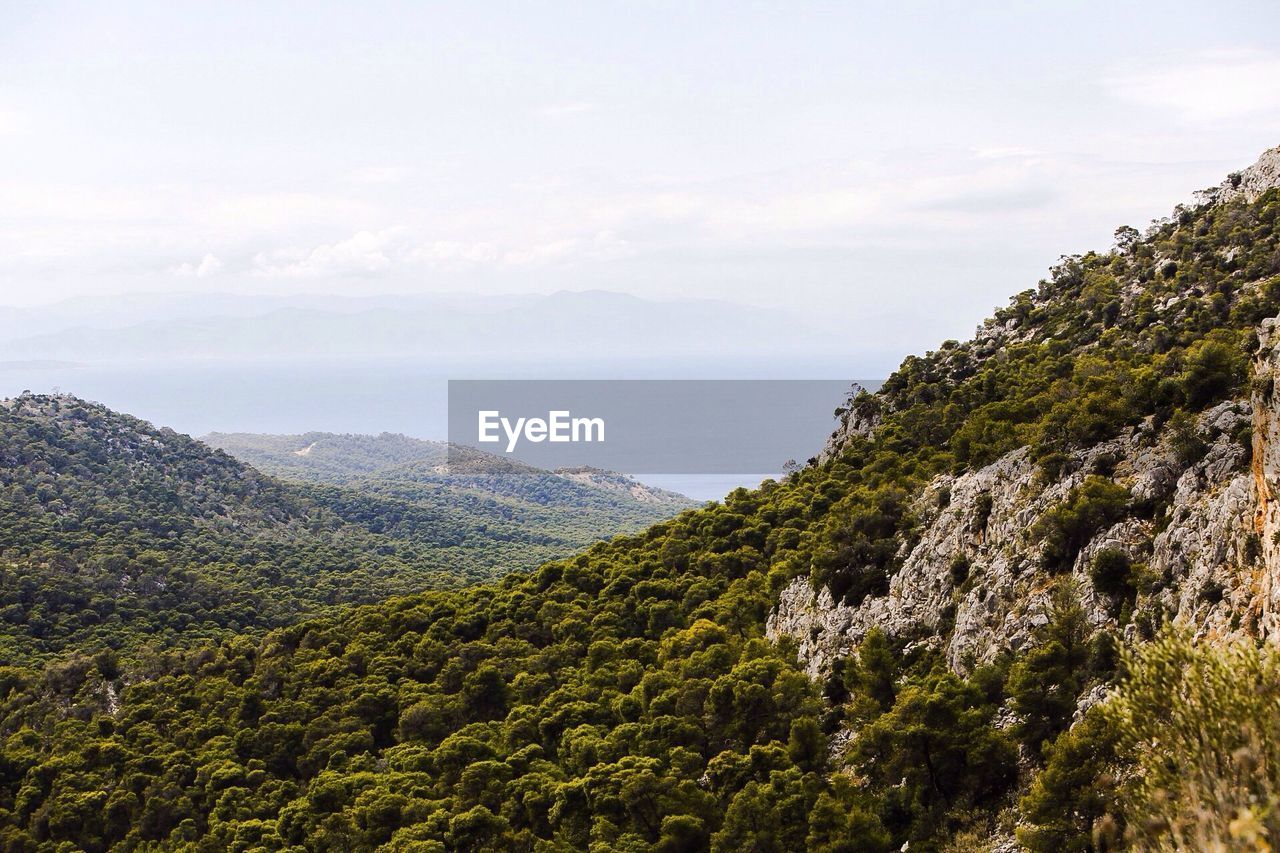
(771, 397, 1257, 678)
(1253, 317, 1280, 638)
(1199, 144, 1280, 206)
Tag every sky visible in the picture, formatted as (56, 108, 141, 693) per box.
(2, 1, 1280, 351)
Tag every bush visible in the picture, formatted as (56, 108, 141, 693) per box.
(1087, 548, 1133, 599)
(1166, 409, 1207, 468)
(1036, 478, 1130, 572)
(1180, 336, 1246, 409)
(1017, 707, 1123, 852)
(974, 492, 995, 531)
(1110, 632, 1280, 849)
(845, 628, 898, 713)
(1008, 584, 1091, 756)
(812, 487, 912, 605)
(853, 669, 1017, 845)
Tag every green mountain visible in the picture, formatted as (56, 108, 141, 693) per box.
(2, 147, 1280, 850)
(205, 430, 695, 590)
(203, 430, 692, 538)
(0, 401, 689, 664)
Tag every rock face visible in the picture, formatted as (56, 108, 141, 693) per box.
(1200, 145, 1280, 206)
(771, 396, 1258, 678)
(819, 385, 882, 462)
(1254, 318, 1280, 638)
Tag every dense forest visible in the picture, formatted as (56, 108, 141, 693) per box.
(1, 166, 1279, 850)
(0, 405, 688, 665)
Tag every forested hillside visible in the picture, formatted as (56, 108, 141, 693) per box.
(1, 149, 1279, 850)
(0, 402, 687, 665)
(205, 431, 693, 552)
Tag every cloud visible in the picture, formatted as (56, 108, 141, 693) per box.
(171, 253, 223, 278)
(405, 240, 499, 265)
(0, 110, 23, 135)
(500, 231, 633, 266)
(252, 229, 409, 278)
(249, 227, 629, 278)
(1106, 49, 1280, 122)
(538, 102, 597, 118)
(348, 166, 414, 185)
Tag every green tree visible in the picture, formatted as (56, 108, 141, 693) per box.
(1008, 584, 1091, 756)
(1017, 707, 1122, 852)
(854, 670, 1016, 844)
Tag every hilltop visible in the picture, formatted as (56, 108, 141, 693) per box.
(205, 430, 693, 556)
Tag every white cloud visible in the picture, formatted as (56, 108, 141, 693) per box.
(348, 166, 414, 185)
(171, 253, 223, 278)
(1106, 49, 1280, 122)
(250, 227, 632, 278)
(0, 110, 24, 135)
(252, 228, 409, 278)
(405, 240, 499, 265)
(538, 102, 596, 118)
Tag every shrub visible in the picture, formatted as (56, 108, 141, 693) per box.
(846, 628, 898, 713)
(1008, 584, 1091, 756)
(974, 492, 995, 531)
(853, 669, 1017, 845)
(1036, 478, 1130, 572)
(1110, 632, 1280, 849)
(1166, 409, 1207, 468)
(1017, 707, 1123, 852)
(812, 487, 912, 605)
(1180, 336, 1246, 409)
(1087, 548, 1133, 599)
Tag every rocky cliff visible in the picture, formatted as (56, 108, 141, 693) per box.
(1254, 316, 1280, 637)
(772, 398, 1255, 677)
(1201, 143, 1280, 206)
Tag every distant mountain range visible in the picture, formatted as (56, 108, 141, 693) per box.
(0, 290, 840, 362)
(203, 425, 691, 504)
(204, 429, 694, 525)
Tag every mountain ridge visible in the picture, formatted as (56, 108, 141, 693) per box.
(0, 290, 816, 363)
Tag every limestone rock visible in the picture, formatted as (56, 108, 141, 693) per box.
(1198, 145, 1280, 206)
(770, 398, 1257, 678)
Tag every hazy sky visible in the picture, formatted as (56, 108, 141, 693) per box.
(2, 1, 1280, 349)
